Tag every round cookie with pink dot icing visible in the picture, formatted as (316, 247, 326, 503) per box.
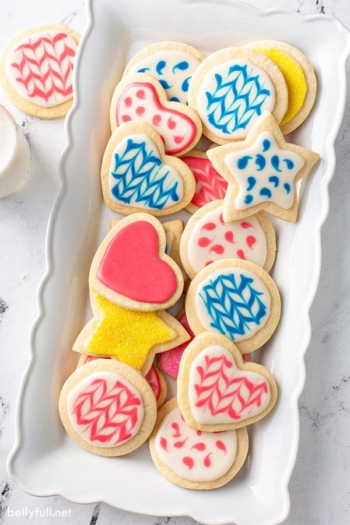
(59, 359, 157, 456)
(149, 397, 249, 489)
(180, 199, 276, 280)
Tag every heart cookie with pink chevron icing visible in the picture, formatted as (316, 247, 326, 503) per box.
(177, 332, 277, 431)
(110, 73, 202, 156)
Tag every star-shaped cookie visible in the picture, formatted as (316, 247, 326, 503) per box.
(73, 292, 190, 373)
(207, 111, 319, 222)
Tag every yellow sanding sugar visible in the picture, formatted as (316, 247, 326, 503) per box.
(86, 294, 176, 370)
(255, 47, 307, 126)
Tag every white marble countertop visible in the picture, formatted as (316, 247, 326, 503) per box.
(0, 1, 349, 524)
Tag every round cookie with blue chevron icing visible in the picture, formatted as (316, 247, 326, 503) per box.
(188, 47, 288, 145)
(123, 41, 205, 105)
(101, 121, 196, 216)
(185, 258, 281, 354)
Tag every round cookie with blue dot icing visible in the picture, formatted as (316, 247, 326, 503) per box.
(185, 258, 281, 354)
(188, 47, 288, 145)
(207, 111, 320, 223)
(123, 41, 205, 105)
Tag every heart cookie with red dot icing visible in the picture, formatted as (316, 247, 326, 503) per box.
(177, 332, 277, 432)
(90, 213, 184, 312)
(110, 73, 202, 156)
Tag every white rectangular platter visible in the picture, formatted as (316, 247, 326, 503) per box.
(8, 1, 350, 524)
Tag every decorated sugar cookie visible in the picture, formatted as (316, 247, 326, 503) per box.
(90, 214, 184, 311)
(111, 217, 184, 271)
(188, 47, 288, 144)
(185, 258, 281, 354)
(145, 364, 167, 409)
(123, 42, 205, 105)
(158, 310, 195, 379)
(177, 332, 277, 431)
(73, 291, 190, 372)
(77, 356, 167, 409)
(0, 25, 79, 119)
(110, 73, 202, 155)
(207, 111, 319, 223)
(181, 150, 228, 214)
(246, 40, 317, 134)
(149, 398, 248, 489)
(101, 122, 195, 216)
(180, 200, 276, 279)
(59, 359, 157, 456)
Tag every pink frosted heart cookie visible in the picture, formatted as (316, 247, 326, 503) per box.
(177, 332, 277, 431)
(89, 214, 184, 311)
(149, 398, 248, 489)
(59, 359, 157, 456)
(110, 73, 202, 156)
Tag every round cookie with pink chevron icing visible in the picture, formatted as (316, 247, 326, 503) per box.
(59, 359, 157, 456)
(101, 122, 196, 216)
(149, 398, 249, 489)
(185, 258, 281, 354)
(0, 25, 80, 119)
(123, 41, 205, 105)
(177, 332, 277, 432)
(180, 200, 276, 279)
(110, 73, 202, 156)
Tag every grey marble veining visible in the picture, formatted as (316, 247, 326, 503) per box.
(0, 1, 349, 524)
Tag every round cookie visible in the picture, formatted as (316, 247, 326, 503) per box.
(0, 25, 80, 119)
(181, 149, 228, 214)
(177, 332, 277, 431)
(110, 73, 202, 156)
(188, 47, 288, 144)
(101, 122, 195, 216)
(145, 364, 167, 409)
(185, 258, 281, 354)
(123, 41, 205, 105)
(59, 359, 157, 456)
(149, 398, 249, 490)
(89, 214, 184, 312)
(246, 40, 317, 134)
(180, 200, 276, 279)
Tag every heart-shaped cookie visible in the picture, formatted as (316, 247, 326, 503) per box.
(89, 214, 184, 312)
(101, 122, 196, 216)
(177, 332, 277, 431)
(110, 73, 202, 156)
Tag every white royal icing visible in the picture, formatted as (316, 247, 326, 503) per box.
(189, 345, 271, 424)
(187, 205, 267, 273)
(67, 371, 144, 448)
(197, 59, 275, 140)
(154, 406, 237, 482)
(225, 131, 305, 210)
(109, 134, 184, 210)
(195, 267, 271, 342)
(130, 50, 201, 104)
(6, 30, 77, 108)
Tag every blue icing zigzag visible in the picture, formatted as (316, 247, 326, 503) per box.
(198, 272, 268, 340)
(110, 137, 181, 210)
(205, 64, 271, 135)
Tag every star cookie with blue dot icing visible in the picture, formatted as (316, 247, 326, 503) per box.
(207, 111, 319, 222)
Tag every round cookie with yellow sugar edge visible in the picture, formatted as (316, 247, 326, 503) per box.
(149, 398, 249, 490)
(0, 25, 80, 119)
(246, 40, 317, 134)
(59, 359, 157, 456)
